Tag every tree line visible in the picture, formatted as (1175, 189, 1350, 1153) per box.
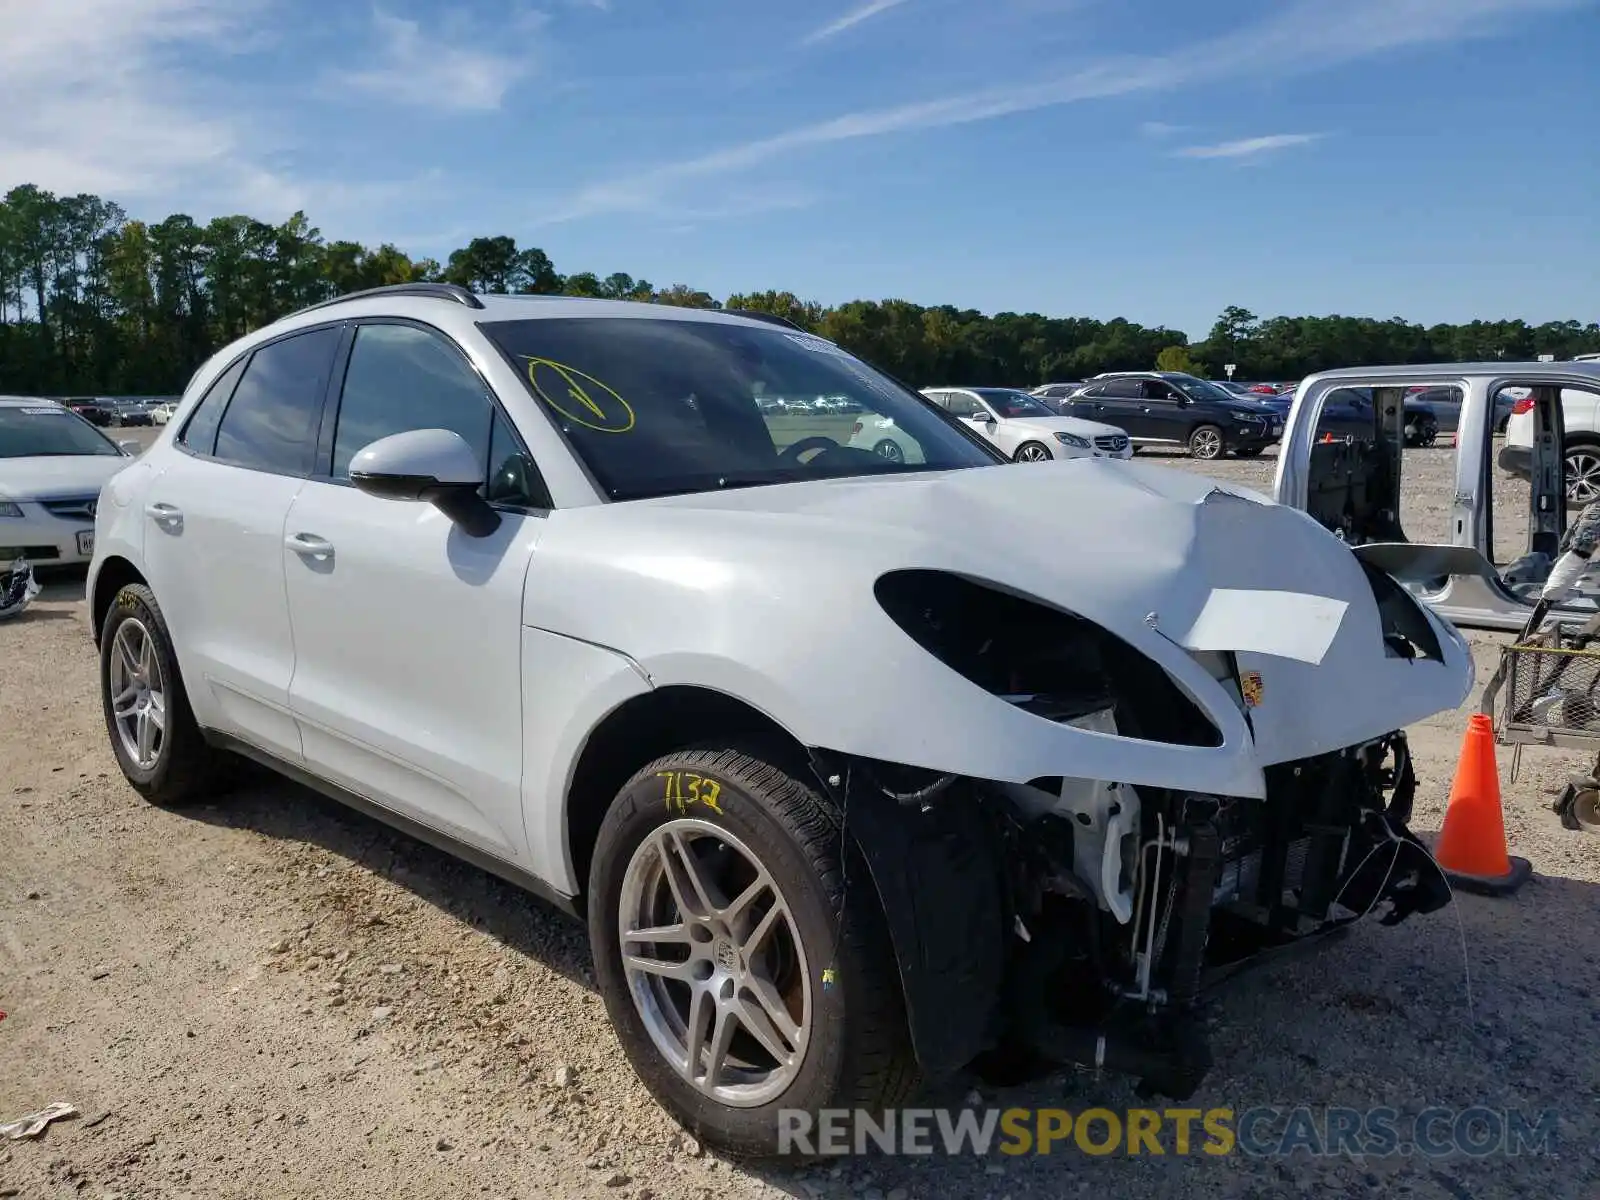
(2, 183, 1596, 397)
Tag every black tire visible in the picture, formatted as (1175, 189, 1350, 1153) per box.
(588, 744, 919, 1160)
(1233, 444, 1264, 458)
(1013, 441, 1052, 463)
(871, 438, 905, 464)
(99, 582, 228, 806)
(1187, 424, 1224, 460)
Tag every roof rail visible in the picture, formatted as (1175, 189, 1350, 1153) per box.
(724, 308, 804, 332)
(279, 282, 485, 322)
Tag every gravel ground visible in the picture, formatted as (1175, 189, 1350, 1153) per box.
(2, 437, 1596, 1200)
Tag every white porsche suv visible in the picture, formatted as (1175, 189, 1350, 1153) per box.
(88, 284, 1472, 1158)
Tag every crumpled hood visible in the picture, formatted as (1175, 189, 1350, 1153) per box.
(529, 458, 1474, 797)
(0, 455, 128, 501)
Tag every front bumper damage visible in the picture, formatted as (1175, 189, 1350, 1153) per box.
(808, 729, 1451, 1100)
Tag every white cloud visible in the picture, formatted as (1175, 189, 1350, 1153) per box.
(545, 0, 1589, 222)
(801, 0, 912, 46)
(337, 8, 540, 112)
(0, 0, 250, 198)
(1139, 121, 1184, 137)
(0, 0, 453, 234)
(1175, 133, 1324, 159)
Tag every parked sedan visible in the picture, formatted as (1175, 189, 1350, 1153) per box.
(915, 387, 1132, 462)
(0, 398, 138, 565)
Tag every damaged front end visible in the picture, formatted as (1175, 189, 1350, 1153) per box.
(807, 567, 1454, 1100)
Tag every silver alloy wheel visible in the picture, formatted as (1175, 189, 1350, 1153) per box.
(1190, 428, 1223, 459)
(1015, 443, 1051, 462)
(109, 618, 165, 770)
(1567, 449, 1600, 505)
(873, 438, 905, 464)
(618, 819, 812, 1108)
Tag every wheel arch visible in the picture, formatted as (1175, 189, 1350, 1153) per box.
(90, 555, 148, 643)
(563, 685, 807, 912)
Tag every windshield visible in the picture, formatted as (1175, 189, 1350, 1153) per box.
(1168, 375, 1239, 403)
(970, 388, 1054, 418)
(0, 405, 122, 458)
(481, 317, 1003, 500)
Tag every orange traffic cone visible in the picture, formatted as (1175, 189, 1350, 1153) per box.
(1433, 714, 1532, 895)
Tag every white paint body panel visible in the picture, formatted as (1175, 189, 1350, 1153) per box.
(91, 296, 1476, 903)
(280, 480, 541, 864)
(137, 455, 307, 762)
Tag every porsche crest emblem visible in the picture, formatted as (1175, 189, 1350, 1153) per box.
(1240, 671, 1265, 708)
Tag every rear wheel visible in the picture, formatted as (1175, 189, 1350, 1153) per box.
(1013, 441, 1052, 462)
(99, 583, 229, 806)
(1187, 424, 1224, 460)
(588, 745, 918, 1160)
(1566, 442, 1600, 505)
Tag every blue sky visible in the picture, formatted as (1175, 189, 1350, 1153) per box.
(3, 0, 1597, 337)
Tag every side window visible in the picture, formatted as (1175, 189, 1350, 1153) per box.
(1140, 380, 1176, 402)
(331, 324, 492, 480)
(178, 355, 248, 456)
(1077, 383, 1105, 399)
(214, 327, 341, 475)
(1102, 378, 1141, 399)
(946, 392, 985, 419)
(484, 410, 548, 509)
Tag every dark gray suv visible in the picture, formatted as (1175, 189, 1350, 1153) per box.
(1060, 371, 1280, 459)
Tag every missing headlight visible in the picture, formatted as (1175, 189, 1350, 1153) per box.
(1359, 559, 1442, 662)
(874, 569, 1221, 747)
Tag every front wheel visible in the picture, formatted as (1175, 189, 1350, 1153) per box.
(588, 745, 918, 1160)
(1187, 424, 1224, 460)
(872, 438, 905, 464)
(1013, 441, 1052, 462)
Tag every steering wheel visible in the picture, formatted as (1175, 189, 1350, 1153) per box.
(778, 435, 840, 465)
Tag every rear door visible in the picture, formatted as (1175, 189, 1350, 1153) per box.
(139, 325, 344, 760)
(1088, 377, 1145, 435)
(281, 320, 548, 862)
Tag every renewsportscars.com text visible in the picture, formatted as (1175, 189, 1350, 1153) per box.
(777, 1106, 1559, 1159)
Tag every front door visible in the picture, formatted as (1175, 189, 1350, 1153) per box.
(942, 390, 1005, 451)
(282, 321, 548, 863)
(1134, 379, 1187, 445)
(140, 325, 343, 761)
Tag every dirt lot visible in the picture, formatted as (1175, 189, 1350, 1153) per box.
(2, 438, 1596, 1200)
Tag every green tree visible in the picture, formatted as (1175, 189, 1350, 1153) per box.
(1, 178, 1598, 398)
(1155, 345, 1196, 373)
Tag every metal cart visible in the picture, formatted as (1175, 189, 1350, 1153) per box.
(1480, 598, 1600, 832)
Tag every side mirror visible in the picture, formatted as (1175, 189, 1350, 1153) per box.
(349, 428, 501, 538)
(117, 440, 142, 456)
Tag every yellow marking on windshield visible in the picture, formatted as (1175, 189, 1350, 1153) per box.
(525, 357, 635, 434)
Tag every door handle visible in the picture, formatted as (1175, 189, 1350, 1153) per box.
(144, 502, 183, 533)
(285, 532, 335, 562)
